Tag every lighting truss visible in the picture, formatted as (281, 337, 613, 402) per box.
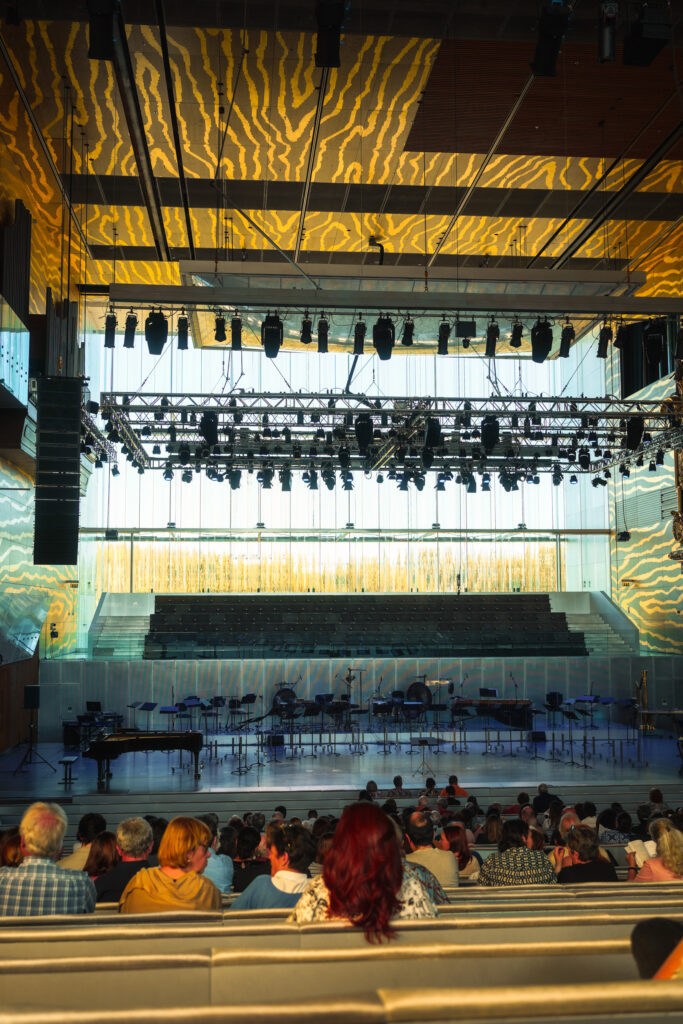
(98, 391, 682, 482)
(80, 406, 119, 470)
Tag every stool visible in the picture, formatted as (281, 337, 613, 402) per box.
(58, 756, 78, 786)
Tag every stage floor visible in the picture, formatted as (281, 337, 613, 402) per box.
(1, 723, 682, 801)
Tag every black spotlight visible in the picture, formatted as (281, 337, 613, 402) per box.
(598, 1, 618, 62)
(300, 313, 313, 344)
(104, 309, 117, 348)
(481, 415, 500, 452)
(373, 315, 395, 360)
(199, 411, 219, 448)
(145, 309, 168, 355)
(531, 317, 553, 363)
(318, 314, 329, 353)
(261, 313, 283, 359)
(485, 320, 499, 357)
(597, 323, 612, 358)
(401, 317, 414, 346)
(626, 415, 644, 450)
(424, 417, 441, 448)
(531, 0, 571, 76)
(559, 320, 575, 358)
(613, 323, 628, 350)
(231, 315, 242, 350)
(510, 321, 523, 348)
(353, 319, 366, 355)
(578, 446, 590, 470)
(279, 467, 292, 492)
(229, 468, 241, 490)
(462, 336, 470, 349)
(123, 310, 137, 348)
(354, 414, 373, 453)
(437, 319, 451, 355)
(177, 312, 189, 350)
(214, 313, 226, 343)
(315, 0, 345, 68)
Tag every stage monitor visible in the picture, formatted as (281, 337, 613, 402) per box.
(480, 687, 498, 698)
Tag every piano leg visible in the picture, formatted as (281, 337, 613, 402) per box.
(193, 748, 201, 781)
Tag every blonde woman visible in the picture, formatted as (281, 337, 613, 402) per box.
(627, 819, 683, 882)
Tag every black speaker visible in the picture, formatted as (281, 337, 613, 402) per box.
(529, 730, 547, 743)
(33, 377, 82, 565)
(265, 734, 284, 748)
(23, 685, 40, 710)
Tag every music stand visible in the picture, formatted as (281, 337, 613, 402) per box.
(410, 737, 436, 778)
(127, 701, 142, 728)
(139, 702, 157, 729)
(560, 705, 587, 768)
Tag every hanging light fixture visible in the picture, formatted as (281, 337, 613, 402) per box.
(318, 314, 329, 353)
(123, 310, 137, 349)
(300, 312, 313, 344)
(485, 319, 499, 358)
(437, 319, 451, 355)
(214, 312, 227, 343)
(177, 310, 189, 350)
(353, 318, 366, 355)
(401, 317, 414, 346)
(231, 315, 242, 349)
(104, 308, 117, 348)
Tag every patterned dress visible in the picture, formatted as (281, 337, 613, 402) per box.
(289, 862, 437, 923)
(478, 846, 558, 886)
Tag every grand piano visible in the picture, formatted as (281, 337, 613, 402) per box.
(84, 729, 203, 788)
(450, 697, 533, 730)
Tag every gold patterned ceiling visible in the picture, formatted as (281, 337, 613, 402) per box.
(0, 1, 682, 351)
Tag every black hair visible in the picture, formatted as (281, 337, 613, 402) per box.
(268, 823, 315, 873)
(77, 813, 107, 844)
(407, 811, 434, 847)
(498, 819, 529, 852)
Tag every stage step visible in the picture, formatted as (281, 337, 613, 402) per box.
(564, 613, 637, 656)
(90, 615, 150, 660)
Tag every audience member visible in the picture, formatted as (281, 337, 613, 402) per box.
(143, 815, 168, 865)
(204, 825, 236, 894)
(503, 791, 530, 814)
(290, 803, 436, 938)
(58, 812, 107, 870)
(647, 787, 669, 817)
(0, 803, 95, 915)
(0, 828, 23, 868)
(631, 804, 653, 840)
(422, 778, 438, 800)
(389, 775, 408, 798)
(532, 783, 560, 815)
(365, 781, 379, 801)
(439, 822, 480, 880)
(440, 775, 469, 798)
(479, 819, 557, 887)
(95, 818, 152, 902)
(232, 826, 270, 892)
(273, 805, 287, 819)
(557, 825, 618, 883)
(631, 918, 683, 978)
(628, 818, 683, 882)
(405, 811, 459, 887)
(309, 832, 334, 877)
(596, 808, 630, 843)
(579, 801, 597, 828)
(475, 810, 503, 846)
(231, 825, 314, 910)
(83, 831, 120, 882)
(119, 816, 220, 913)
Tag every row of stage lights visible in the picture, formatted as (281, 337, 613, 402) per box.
(103, 306, 682, 364)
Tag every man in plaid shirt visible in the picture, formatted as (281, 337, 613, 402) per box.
(0, 802, 96, 916)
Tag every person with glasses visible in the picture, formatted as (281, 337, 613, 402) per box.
(119, 817, 220, 913)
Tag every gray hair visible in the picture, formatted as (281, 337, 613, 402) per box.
(116, 817, 153, 857)
(20, 802, 67, 858)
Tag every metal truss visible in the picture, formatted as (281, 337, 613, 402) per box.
(98, 390, 682, 482)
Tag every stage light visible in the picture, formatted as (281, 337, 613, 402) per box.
(656, 449, 665, 465)
(559, 320, 575, 358)
(578, 447, 590, 470)
(466, 475, 477, 494)
(435, 475, 446, 492)
(552, 465, 563, 486)
(437, 319, 451, 356)
(569, 474, 578, 484)
(257, 467, 274, 489)
(414, 474, 425, 492)
(308, 469, 318, 490)
(300, 312, 313, 345)
(261, 313, 283, 359)
(318, 314, 329, 353)
(279, 467, 292, 492)
(123, 310, 137, 348)
(213, 313, 227, 343)
(111, 465, 120, 477)
(597, 323, 612, 358)
(353, 319, 366, 355)
(424, 417, 442, 448)
(354, 414, 373, 453)
(599, 1, 618, 62)
(177, 311, 189, 350)
(338, 445, 351, 469)
(373, 315, 395, 360)
(604, 468, 611, 479)
(626, 416, 644, 450)
(342, 473, 354, 492)
(649, 460, 657, 472)
(510, 321, 523, 348)
(230, 315, 242, 349)
(619, 463, 630, 478)
(181, 470, 192, 483)
(613, 323, 627, 350)
(229, 469, 241, 490)
(481, 473, 491, 492)
(145, 309, 168, 355)
(462, 337, 470, 349)
(104, 309, 117, 348)
(163, 465, 173, 481)
(152, 444, 161, 455)
(401, 317, 414, 346)
(531, 318, 553, 363)
(485, 320, 499, 358)
(199, 411, 219, 448)
(481, 415, 499, 452)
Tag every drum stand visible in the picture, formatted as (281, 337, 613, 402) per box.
(410, 738, 436, 779)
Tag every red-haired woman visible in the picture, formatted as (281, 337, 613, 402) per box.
(289, 803, 436, 941)
(438, 822, 481, 880)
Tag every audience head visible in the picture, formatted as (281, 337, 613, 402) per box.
(274, 805, 287, 819)
(416, 795, 431, 810)
(498, 819, 529, 852)
(323, 803, 402, 942)
(307, 809, 318, 821)
(251, 812, 266, 831)
(311, 816, 334, 839)
(649, 818, 683, 876)
(157, 817, 211, 873)
(520, 804, 536, 826)
(425, 778, 436, 792)
(267, 823, 314, 874)
(216, 826, 237, 859)
(76, 812, 107, 845)
(649, 787, 664, 806)
(83, 831, 120, 878)
(439, 822, 470, 869)
(448, 775, 458, 786)
(517, 791, 530, 806)
(597, 807, 617, 831)
(393, 775, 403, 790)
(316, 832, 334, 865)
(565, 824, 600, 863)
(636, 804, 652, 824)
(196, 814, 218, 846)
(20, 802, 67, 859)
(538, 783, 548, 794)
(407, 811, 434, 849)
(236, 826, 262, 860)
(358, 790, 372, 802)
(558, 811, 580, 838)
(616, 811, 632, 835)
(483, 812, 503, 844)
(528, 827, 545, 851)
(366, 781, 378, 799)
(143, 816, 168, 855)
(382, 798, 398, 817)
(0, 827, 23, 867)
(116, 818, 153, 859)
(631, 918, 683, 978)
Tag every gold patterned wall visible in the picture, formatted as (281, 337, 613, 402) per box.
(92, 538, 559, 596)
